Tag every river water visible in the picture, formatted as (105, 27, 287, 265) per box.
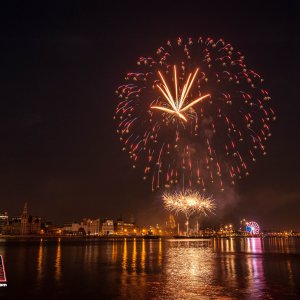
(0, 237, 299, 299)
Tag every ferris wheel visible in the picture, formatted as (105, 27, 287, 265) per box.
(246, 221, 260, 234)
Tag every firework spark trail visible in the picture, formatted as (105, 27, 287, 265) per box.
(115, 36, 275, 192)
(151, 67, 211, 122)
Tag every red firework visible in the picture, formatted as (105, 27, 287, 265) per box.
(114, 37, 275, 192)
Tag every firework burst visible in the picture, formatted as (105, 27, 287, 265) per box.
(163, 189, 215, 219)
(163, 189, 215, 235)
(115, 37, 275, 192)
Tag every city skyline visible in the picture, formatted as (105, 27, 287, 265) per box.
(1, 201, 299, 233)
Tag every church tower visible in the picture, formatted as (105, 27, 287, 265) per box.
(20, 202, 30, 235)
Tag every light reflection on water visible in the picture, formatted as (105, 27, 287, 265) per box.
(54, 238, 61, 281)
(162, 240, 216, 299)
(0, 237, 299, 299)
(37, 239, 43, 282)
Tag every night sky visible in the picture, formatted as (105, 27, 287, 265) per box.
(0, 1, 299, 230)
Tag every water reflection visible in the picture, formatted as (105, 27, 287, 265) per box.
(120, 239, 149, 299)
(158, 238, 162, 268)
(212, 238, 267, 297)
(141, 238, 146, 272)
(122, 238, 127, 271)
(267, 237, 296, 253)
(131, 238, 137, 272)
(159, 238, 299, 299)
(111, 241, 117, 263)
(286, 259, 295, 289)
(37, 238, 44, 282)
(163, 240, 215, 299)
(1, 237, 299, 299)
(245, 238, 266, 298)
(55, 238, 61, 281)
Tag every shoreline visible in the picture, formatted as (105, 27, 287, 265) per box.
(0, 235, 298, 240)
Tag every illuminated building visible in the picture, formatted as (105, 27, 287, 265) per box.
(5, 217, 21, 234)
(20, 202, 41, 235)
(240, 219, 248, 234)
(0, 212, 8, 234)
(102, 219, 114, 235)
(124, 222, 136, 235)
(62, 223, 81, 234)
(115, 219, 125, 235)
(40, 221, 56, 235)
(3, 203, 41, 235)
(62, 223, 73, 234)
(20, 202, 30, 234)
(63, 218, 100, 235)
(114, 218, 137, 235)
(82, 218, 100, 235)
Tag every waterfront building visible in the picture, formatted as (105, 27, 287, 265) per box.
(239, 218, 248, 235)
(82, 218, 100, 235)
(41, 221, 56, 235)
(114, 218, 137, 235)
(20, 202, 41, 235)
(20, 202, 30, 234)
(62, 223, 73, 234)
(3, 217, 21, 235)
(63, 218, 101, 235)
(62, 222, 83, 235)
(115, 219, 124, 234)
(0, 212, 8, 234)
(71, 223, 80, 233)
(102, 219, 114, 235)
(123, 222, 136, 235)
